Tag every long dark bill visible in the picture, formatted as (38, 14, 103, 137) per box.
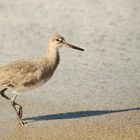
(66, 43, 85, 51)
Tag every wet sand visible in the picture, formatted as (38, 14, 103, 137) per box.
(0, 0, 140, 139)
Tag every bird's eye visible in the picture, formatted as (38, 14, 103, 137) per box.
(56, 39, 60, 42)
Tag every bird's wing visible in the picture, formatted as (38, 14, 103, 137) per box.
(0, 59, 41, 88)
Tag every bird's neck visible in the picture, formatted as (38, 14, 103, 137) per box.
(47, 47, 60, 66)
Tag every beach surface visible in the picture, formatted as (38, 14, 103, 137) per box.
(0, 0, 140, 139)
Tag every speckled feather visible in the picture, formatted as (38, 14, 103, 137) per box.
(0, 56, 59, 92)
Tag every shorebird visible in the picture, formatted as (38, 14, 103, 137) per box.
(0, 34, 84, 125)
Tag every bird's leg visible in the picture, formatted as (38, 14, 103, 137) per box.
(0, 88, 23, 118)
(11, 95, 23, 118)
(0, 88, 24, 126)
(10, 95, 24, 126)
(0, 88, 10, 100)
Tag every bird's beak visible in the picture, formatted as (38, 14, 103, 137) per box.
(65, 42, 85, 51)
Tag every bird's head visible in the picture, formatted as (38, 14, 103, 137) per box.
(48, 34, 84, 51)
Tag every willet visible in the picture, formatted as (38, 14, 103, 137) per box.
(0, 34, 84, 125)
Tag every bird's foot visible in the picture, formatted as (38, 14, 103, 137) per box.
(18, 119, 27, 126)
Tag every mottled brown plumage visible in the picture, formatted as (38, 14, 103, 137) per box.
(0, 34, 84, 125)
(0, 56, 59, 92)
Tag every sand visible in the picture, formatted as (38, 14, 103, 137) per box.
(0, 0, 140, 139)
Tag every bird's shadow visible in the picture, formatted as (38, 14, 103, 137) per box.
(23, 107, 140, 123)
